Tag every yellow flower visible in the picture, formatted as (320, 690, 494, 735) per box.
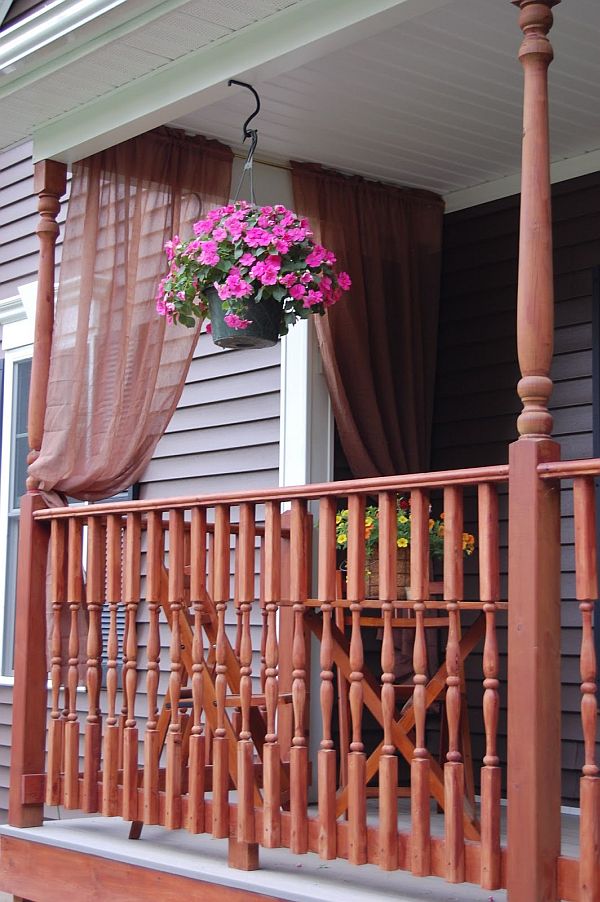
(398, 515, 408, 524)
(365, 516, 374, 527)
(428, 518, 435, 531)
(336, 514, 342, 525)
(338, 532, 347, 546)
(397, 537, 408, 548)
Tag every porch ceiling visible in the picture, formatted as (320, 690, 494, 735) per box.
(1, 0, 599, 209)
(170, 0, 600, 207)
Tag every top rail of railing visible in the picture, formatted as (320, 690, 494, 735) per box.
(537, 458, 600, 480)
(33, 463, 510, 520)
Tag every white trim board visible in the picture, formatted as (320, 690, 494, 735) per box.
(32, 0, 451, 164)
(444, 146, 600, 213)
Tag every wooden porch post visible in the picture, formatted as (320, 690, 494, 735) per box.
(8, 159, 67, 828)
(507, 3, 561, 901)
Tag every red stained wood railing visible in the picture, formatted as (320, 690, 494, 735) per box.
(32, 459, 600, 898)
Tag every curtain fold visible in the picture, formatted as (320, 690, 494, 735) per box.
(291, 163, 444, 477)
(29, 127, 233, 500)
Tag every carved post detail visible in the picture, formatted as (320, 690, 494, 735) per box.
(27, 160, 67, 489)
(512, 0, 558, 439)
(508, 4, 562, 901)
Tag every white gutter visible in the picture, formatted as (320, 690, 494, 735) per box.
(0, 0, 128, 71)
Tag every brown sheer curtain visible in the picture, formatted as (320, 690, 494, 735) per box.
(29, 127, 233, 500)
(291, 163, 444, 477)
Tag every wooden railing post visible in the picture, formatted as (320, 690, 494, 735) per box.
(8, 494, 50, 826)
(508, 3, 561, 901)
(26, 159, 67, 489)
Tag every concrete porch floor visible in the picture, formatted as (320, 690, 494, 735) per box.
(0, 804, 581, 902)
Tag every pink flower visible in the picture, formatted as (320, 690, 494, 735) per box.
(266, 255, 281, 269)
(304, 289, 323, 307)
(224, 313, 251, 330)
(258, 214, 273, 229)
(337, 271, 352, 290)
(193, 219, 213, 236)
(225, 273, 252, 298)
(260, 205, 273, 215)
(245, 227, 270, 248)
(200, 240, 220, 266)
(240, 252, 255, 266)
(290, 283, 306, 300)
(216, 282, 231, 300)
(305, 245, 326, 268)
(286, 227, 306, 243)
(300, 271, 312, 285)
(280, 273, 297, 288)
(225, 217, 244, 239)
(275, 240, 289, 254)
(212, 227, 227, 241)
(164, 237, 180, 261)
(274, 204, 287, 214)
(260, 265, 279, 286)
(205, 322, 212, 334)
(324, 250, 337, 266)
(319, 276, 332, 294)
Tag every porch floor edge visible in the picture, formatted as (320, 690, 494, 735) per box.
(0, 818, 506, 902)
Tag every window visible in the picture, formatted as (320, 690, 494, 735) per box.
(0, 353, 31, 675)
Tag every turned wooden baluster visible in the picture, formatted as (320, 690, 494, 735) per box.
(573, 477, 600, 901)
(262, 501, 282, 848)
(122, 513, 141, 822)
(409, 488, 431, 876)
(443, 485, 465, 883)
(377, 491, 398, 870)
(317, 496, 337, 861)
(478, 484, 501, 890)
(46, 520, 67, 807)
(82, 517, 103, 813)
(102, 515, 122, 816)
(290, 498, 309, 854)
(237, 502, 256, 844)
(347, 493, 367, 865)
(213, 504, 231, 838)
(188, 506, 207, 834)
(165, 509, 185, 829)
(63, 518, 83, 809)
(144, 511, 163, 825)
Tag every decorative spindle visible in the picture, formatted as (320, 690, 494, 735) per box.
(26, 161, 67, 489)
(317, 497, 337, 860)
(237, 502, 256, 844)
(165, 508, 184, 830)
(122, 513, 141, 822)
(409, 488, 431, 876)
(64, 518, 83, 809)
(213, 504, 231, 838)
(347, 493, 367, 865)
(82, 516, 103, 813)
(188, 506, 207, 834)
(102, 515, 121, 816)
(478, 483, 501, 890)
(290, 498, 309, 854)
(262, 501, 282, 848)
(46, 519, 66, 807)
(144, 511, 163, 826)
(443, 485, 465, 882)
(377, 491, 398, 871)
(573, 477, 600, 900)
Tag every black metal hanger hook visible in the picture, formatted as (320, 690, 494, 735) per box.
(228, 79, 261, 143)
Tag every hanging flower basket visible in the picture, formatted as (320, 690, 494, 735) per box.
(156, 201, 351, 349)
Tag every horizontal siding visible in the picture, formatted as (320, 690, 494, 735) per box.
(0, 143, 70, 301)
(433, 170, 600, 805)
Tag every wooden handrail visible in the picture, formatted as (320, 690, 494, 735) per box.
(33, 463, 509, 520)
(537, 457, 600, 479)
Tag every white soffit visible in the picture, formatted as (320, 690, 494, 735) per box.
(169, 0, 600, 205)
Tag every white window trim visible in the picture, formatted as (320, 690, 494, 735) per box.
(0, 282, 37, 683)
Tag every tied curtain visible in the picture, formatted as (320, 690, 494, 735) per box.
(29, 127, 233, 500)
(291, 163, 444, 477)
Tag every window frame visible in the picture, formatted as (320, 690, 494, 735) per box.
(0, 340, 33, 681)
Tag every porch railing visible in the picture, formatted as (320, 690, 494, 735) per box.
(9, 458, 600, 899)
